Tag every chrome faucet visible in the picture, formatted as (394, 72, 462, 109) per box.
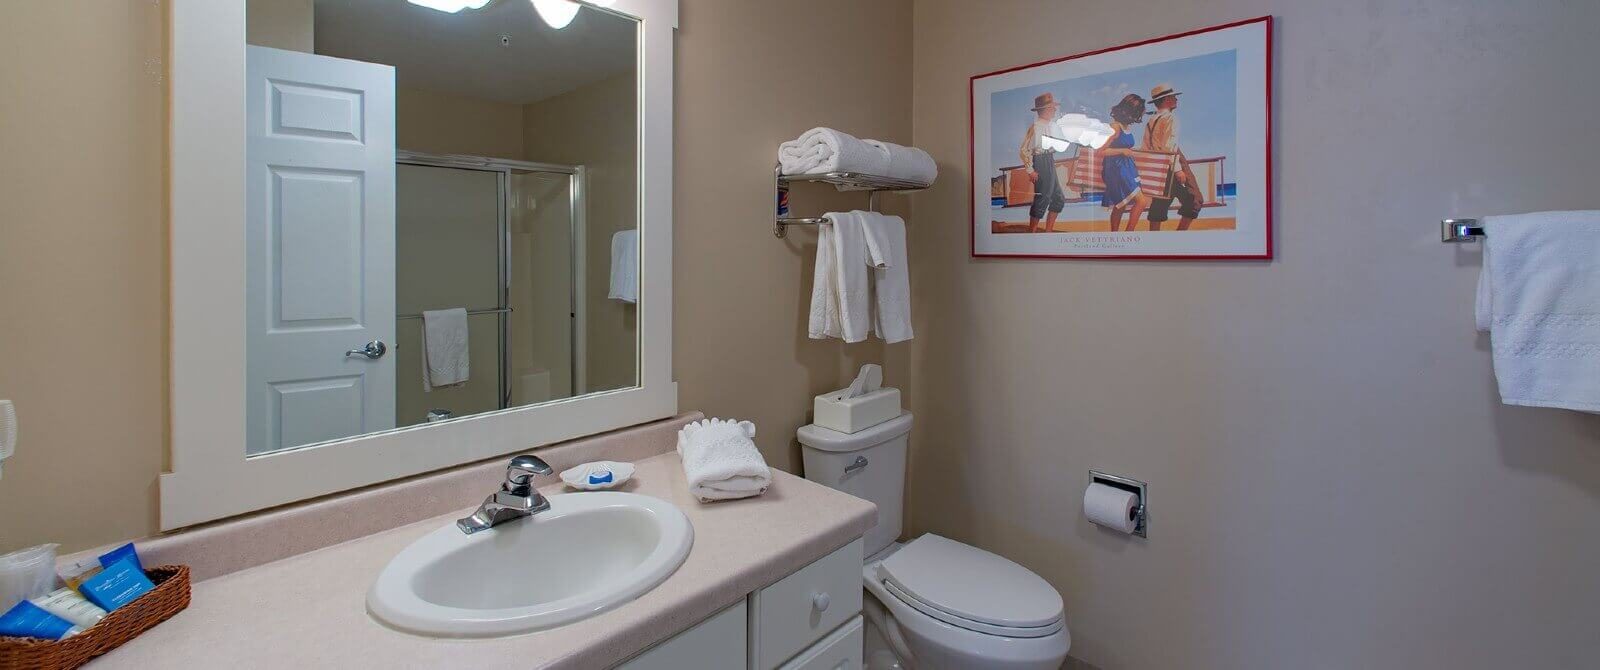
(457, 455, 554, 535)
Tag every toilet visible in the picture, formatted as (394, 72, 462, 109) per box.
(798, 413, 1071, 670)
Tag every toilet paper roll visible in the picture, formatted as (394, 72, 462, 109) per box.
(1083, 483, 1140, 534)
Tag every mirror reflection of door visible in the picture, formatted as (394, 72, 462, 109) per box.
(244, 46, 397, 457)
(243, 0, 639, 456)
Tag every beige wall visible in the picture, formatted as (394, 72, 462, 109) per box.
(522, 74, 641, 395)
(246, 0, 313, 53)
(908, 1, 1600, 668)
(398, 87, 526, 160)
(0, 2, 167, 553)
(673, 0, 914, 473)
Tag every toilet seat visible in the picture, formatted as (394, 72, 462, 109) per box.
(872, 534, 1065, 639)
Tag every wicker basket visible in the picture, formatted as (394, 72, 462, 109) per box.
(0, 565, 191, 670)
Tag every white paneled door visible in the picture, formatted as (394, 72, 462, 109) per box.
(245, 46, 396, 456)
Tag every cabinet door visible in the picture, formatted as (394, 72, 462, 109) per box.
(749, 538, 864, 670)
(616, 601, 747, 670)
(779, 616, 864, 670)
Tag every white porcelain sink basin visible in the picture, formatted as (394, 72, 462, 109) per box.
(367, 491, 692, 637)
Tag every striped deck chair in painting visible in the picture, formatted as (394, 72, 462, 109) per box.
(1067, 148, 1179, 200)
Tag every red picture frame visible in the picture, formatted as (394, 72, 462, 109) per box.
(969, 16, 1273, 260)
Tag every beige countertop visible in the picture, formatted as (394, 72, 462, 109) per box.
(92, 452, 876, 669)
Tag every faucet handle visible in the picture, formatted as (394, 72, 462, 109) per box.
(504, 454, 553, 493)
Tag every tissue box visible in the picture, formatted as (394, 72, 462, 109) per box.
(813, 387, 901, 434)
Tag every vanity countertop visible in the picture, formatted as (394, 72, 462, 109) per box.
(92, 452, 877, 669)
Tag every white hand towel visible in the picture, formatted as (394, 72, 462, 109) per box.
(831, 211, 873, 343)
(864, 140, 937, 186)
(677, 418, 771, 502)
(1474, 211, 1600, 411)
(860, 211, 914, 343)
(609, 229, 639, 303)
(778, 127, 892, 176)
(421, 308, 470, 392)
(808, 217, 843, 340)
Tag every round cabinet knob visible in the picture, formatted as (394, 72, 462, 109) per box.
(811, 592, 831, 612)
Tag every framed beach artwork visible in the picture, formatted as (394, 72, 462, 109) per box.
(970, 16, 1272, 259)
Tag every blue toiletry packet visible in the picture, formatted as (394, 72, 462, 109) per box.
(98, 542, 143, 572)
(589, 470, 614, 485)
(0, 600, 79, 640)
(79, 558, 155, 612)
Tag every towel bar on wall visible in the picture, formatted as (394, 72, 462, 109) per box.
(396, 307, 513, 320)
(774, 163, 927, 238)
(1441, 218, 1485, 242)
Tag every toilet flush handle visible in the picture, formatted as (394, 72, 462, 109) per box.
(812, 592, 831, 613)
(844, 456, 869, 474)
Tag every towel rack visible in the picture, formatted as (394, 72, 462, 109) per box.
(774, 163, 928, 238)
(396, 307, 513, 321)
(1441, 218, 1485, 242)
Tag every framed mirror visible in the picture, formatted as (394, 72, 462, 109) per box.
(164, 0, 676, 529)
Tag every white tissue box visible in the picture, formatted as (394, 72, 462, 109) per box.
(813, 387, 901, 434)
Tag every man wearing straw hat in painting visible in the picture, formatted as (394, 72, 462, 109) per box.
(1142, 84, 1203, 231)
(1019, 92, 1069, 233)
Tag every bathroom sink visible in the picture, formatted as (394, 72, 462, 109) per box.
(367, 491, 693, 637)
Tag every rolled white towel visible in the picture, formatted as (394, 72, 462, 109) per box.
(864, 140, 937, 186)
(778, 127, 892, 176)
(677, 418, 772, 502)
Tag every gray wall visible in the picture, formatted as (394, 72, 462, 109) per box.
(907, 1, 1600, 668)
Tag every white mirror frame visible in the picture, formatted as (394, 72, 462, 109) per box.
(164, 0, 677, 530)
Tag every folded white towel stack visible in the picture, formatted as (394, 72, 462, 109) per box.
(421, 308, 470, 391)
(863, 139, 938, 186)
(609, 229, 639, 303)
(779, 128, 937, 186)
(779, 127, 891, 177)
(1475, 210, 1600, 411)
(677, 418, 771, 502)
(861, 211, 914, 344)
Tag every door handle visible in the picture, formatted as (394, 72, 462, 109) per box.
(345, 340, 387, 360)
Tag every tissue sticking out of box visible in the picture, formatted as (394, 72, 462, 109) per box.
(817, 365, 900, 434)
(846, 364, 883, 399)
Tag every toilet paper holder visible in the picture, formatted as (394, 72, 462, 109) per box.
(1089, 470, 1147, 538)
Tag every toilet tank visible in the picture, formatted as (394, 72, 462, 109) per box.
(797, 413, 913, 557)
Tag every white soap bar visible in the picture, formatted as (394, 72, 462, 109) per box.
(813, 387, 901, 434)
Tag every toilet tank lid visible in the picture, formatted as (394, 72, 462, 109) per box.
(797, 412, 913, 452)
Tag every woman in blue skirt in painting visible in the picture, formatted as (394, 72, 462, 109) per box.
(1098, 93, 1151, 232)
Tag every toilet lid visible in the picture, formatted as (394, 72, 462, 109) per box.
(878, 534, 1063, 630)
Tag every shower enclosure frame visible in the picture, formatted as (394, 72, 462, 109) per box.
(396, 150, 589, 412)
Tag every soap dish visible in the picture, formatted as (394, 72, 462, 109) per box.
(560, 461, 636, 490)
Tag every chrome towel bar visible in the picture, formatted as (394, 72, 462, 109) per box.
(774, 163, 928, 238)
(397, 307, 513, 321)
(1441, 218, 1484, 242)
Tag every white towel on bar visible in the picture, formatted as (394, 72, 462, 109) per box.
(808, 215, 843, 340)
(778, 127, 891, 176)
(864, 139, 937, 186)
(421, 308, 470, 392)
(861, 211, 914, 344)
(609, 229, 639, 303)
(1475, 211, 1600, 411)
(677, 418, 771, 502)
(809, 212, 869, 342)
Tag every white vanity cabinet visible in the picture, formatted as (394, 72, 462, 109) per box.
(617, 538, 865, 670)
(617, 601, 749, 670)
